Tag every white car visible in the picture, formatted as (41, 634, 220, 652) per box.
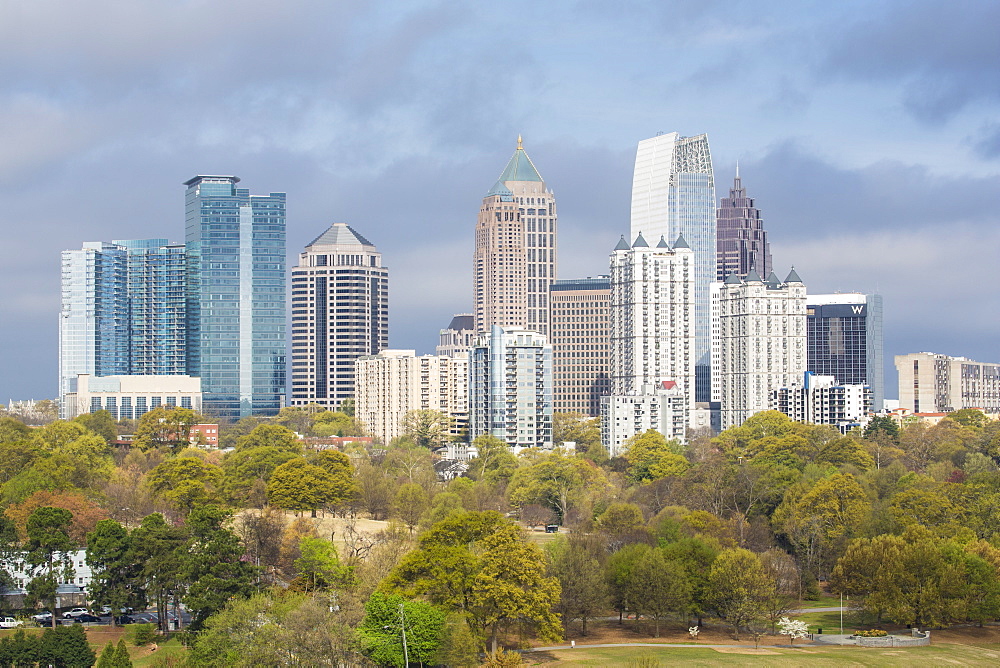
(0, 617, 21, 629)
(62, 607, 90, 619)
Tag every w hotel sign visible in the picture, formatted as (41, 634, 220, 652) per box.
(807, 303, 867, 318)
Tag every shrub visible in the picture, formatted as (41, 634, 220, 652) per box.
(854, 629, 888, 637)
(127, 623, 158, 646)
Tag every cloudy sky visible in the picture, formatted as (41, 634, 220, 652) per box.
(2, 0, 997, 402)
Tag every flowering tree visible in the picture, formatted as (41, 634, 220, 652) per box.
(777, 616, 809, 644)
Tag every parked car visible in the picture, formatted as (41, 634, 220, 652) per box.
(31, 611, 52, 624)
(72, 614, 101, 623)
(0, 617, 22, 629)
(114, 614, 135, 625)
(62, 607, 90, 619)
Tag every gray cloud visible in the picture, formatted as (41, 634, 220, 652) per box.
(820, 0, 1000, 121)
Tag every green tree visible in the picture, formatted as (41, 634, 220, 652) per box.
(129, 513, 187, 633)
(949, 408, 988, 429)
(311, 410, 363, 437)
(394, 482, 430, 533)
(596, 502, 644, 538)
(623, 429, 690, 482)
(815, 436, 876, 470)
(131, 406, 198, 451)
(37, 624, 96, 668)
(433, 612, 480, 668)
(182, 506, 258, 629)
(550, 539, 608, 635)
(402, 409, 454, 449)
(146, 456, 223, 513)
(468, 434, 517, 485)
(708, 548, 776, 640)
(605, 543, 649, 623)
(293, 536, 344, 593)
(358, 592, 446, 668)
(552, 412, 601, 451)
(864, 414, 901, 445)
(626, 549, 690, 637)
(662, 536, 719, 623)
(235, 424, 301, 451)
(469, 523, 562, 654)
(25, 506, 75, 627)
(266, 458, 338, 516)
(221, 446, 300, 504)
(87, 519, 141, 627)
(507, 450, 606, 522)
(72, 410, 118, 444)
(307, 449, 358, 506)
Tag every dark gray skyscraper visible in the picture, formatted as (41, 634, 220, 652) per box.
(806, 293, 884, 411)
(716, 168, 771, 281)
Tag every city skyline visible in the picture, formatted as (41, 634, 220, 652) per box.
(2, 2, 998, 402)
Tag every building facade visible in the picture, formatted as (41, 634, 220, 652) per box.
(716, 169, 771, 282)
(806, 293, 884, 411)
(184, 175, 286, 420)
(289, 223, 389, 411)
(895, 352, 1000, 414)
(437, 314, 476, 358)
(600, 382, 689, 456)
(59, 239, 187, 415)
(62, 373, 202, 420)
(549, 277, 611, 416)
(771, 372, 872, 431)
(630, 132, 715, 401)
(609, 234, 696, 407)
(719, 269, 807, 429)
(355, 350, 468, 446)
(468, 326, 553, 451)
(474, 138, 557, 337)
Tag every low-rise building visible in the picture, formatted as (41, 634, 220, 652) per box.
(771, 372, 872, 432)
(600, 382, 689, 457)
(62, 374, 202, 420)
(895, 352, 1000, 414)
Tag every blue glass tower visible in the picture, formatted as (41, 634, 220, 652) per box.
(59, 239, 188, 415)
(184, 176, 286, 420)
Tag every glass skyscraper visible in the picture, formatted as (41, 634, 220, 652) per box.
(630, 132, 715, 402)
(184, 176, 286, 420)
(806, 293, 884, 411)
(59, 239, 187, 414)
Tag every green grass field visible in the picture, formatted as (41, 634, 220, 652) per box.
(132, 637, 186, 666)
(523, 642, 1000, 666)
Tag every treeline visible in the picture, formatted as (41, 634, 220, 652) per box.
(1, 405, 1000, 664)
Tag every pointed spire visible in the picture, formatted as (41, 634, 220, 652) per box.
(672, 233, 690, 249)
(724, 272, 743, 285)
(485, 178, 514, 200)
(517, 134, 523, 150)
(765, 271, 781, 288)
(744, 268, 763, 283)
(785, 266, 803, 284)
(614, 235, 630, 251)
(736, 160, 740, 179)
(656, 235, 670, 248)
(497, 137, 543, 183)
(632, 232, 649, 248)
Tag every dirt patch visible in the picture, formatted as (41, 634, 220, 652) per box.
(556, 619, 791, 647)
(711, 647, 781, 655)
(930, 626, 1000, 645)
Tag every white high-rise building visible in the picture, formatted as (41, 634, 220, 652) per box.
(630, 132, 715, 402)
(468, 326, 553, 451)
(355, 350, 468, 446)
(437, 314, 476, 358)
(609, 233, 696, 403)
(289, 224, 388, 410)
(602, 233, 695, 450)
(771, 372, 872, 431)
(719, 268, 807, 429)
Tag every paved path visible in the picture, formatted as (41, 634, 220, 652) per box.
(524, 642, 772, 652)
(792, 606, 847, 613)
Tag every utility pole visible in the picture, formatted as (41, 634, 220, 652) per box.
(399, 603, 409, 666)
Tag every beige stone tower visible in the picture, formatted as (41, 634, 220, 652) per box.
(474, 137, 557, 336)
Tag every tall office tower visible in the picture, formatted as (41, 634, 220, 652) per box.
(474, 137, 557, 337)
(550, 277, 611, 417)
(895, 352, 1000, 414)
(184, 176, 286, 420)
(716, 169, 771, 281)
(630, 132, 715, 402)
(59, 239, 188, 415)
(437, 314, 476, 357)
(355, 350, 468, 446)
(719, 269, 807, 430)
(806, 293, 884, 411)
(468, 325, 553, 450)
(288, 223, 388, 411)
(609, 233, 696, 404)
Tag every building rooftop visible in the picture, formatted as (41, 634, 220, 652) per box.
(497, 136, 543, 183)
(306, 223, 375, 249)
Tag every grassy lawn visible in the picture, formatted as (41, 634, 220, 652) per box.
(796, 593, 843, 609)
(132, 637, 187, 666)
(794, 609, 864, 634)
(523, 643, 1000, 666)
